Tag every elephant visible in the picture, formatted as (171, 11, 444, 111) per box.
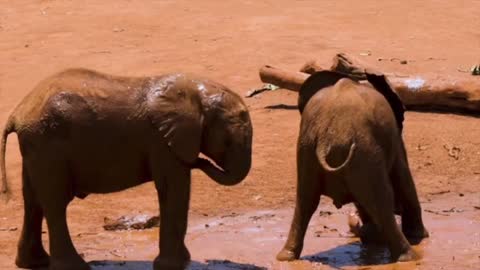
(276, 71, 428, 262)
(0, 68, 252, 270)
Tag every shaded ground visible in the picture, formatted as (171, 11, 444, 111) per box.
(0, 1, 479, 269)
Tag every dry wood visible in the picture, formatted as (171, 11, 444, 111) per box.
(301, 53, 407, 78)
(259, 65, 309, 92)
(388, 76, 480, 113)
(301, 53, 379, 80)
(260, 54, 480, 114)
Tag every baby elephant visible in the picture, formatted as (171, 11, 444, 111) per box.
(277, 71, 428, 262)
(0, 68, 252, 270)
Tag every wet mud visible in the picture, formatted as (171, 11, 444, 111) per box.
(49, 193, 477, 270)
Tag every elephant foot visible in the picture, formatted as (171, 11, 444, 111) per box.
(359, 223, 387, 245)
(396, 248, 420, 262)
(349, 214, 387, 245)
(15, 245, 50, 269)
(403, 225, 429, 245)
(49, 257, 90, 270)
(153, 256, 190, 270)
(154, 243, 191, 270)
(276, 248, 300, 261)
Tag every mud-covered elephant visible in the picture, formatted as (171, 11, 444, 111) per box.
(276, 71, 428, 262)
(0, 68, 253, 270)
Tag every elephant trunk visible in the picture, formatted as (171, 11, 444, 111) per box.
(196, 147, 251, 186)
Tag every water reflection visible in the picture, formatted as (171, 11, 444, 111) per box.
(302, 241, 391, 268)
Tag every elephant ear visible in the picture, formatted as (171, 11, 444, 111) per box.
(146, 77, 204, 165)
(365, 72, 405, 132)
(298, 71, 353, 114)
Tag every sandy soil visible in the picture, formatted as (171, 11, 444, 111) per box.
(0, 1, 479, 269)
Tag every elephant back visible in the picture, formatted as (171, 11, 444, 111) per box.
(298, 71, 355, 114)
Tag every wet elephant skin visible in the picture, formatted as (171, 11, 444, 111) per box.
(277, 71, 428, 263)
(0, 68, 252, 270)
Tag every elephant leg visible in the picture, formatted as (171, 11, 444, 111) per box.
(43, 206, 89, 270)
(390, 151, 428, 244)
(277, 150, 322, 261)
(29, 159, 89, 270)
(354, 203, 385, 245)
(351, 169, 416, 262)
(15, 165, 50, 269)
(153, 162, 191, 270)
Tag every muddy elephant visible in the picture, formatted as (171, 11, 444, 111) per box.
(276, 71, 428, 262)
(0, 68, 252, 270)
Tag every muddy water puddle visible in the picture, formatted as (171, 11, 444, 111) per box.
(80, 193, 479, 270)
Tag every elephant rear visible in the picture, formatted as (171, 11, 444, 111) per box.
(303, 78, 401, 169)
(300, 80, 399, 207)
(278, 70, 427, 263)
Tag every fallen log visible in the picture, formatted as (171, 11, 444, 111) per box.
(387, 76, 480, 113)
(259, 65, 310, 92)
(300, 53, 385, 80)
(301, 53, 412, 79)
(259, 55, 480, 114)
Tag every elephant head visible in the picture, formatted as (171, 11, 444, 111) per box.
(195, 79, 253, 186)
(298, 70, 405, 132)
(151, 74, 252, 186)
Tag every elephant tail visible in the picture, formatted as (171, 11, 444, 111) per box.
(317, 142, 356, 173)
(1, 116, 15, 202)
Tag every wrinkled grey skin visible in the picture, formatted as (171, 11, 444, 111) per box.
(276, 71, 428, 263)
(0, 68, 252, 270)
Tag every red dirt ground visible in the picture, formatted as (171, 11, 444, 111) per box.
(0, 1, 479, 269)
